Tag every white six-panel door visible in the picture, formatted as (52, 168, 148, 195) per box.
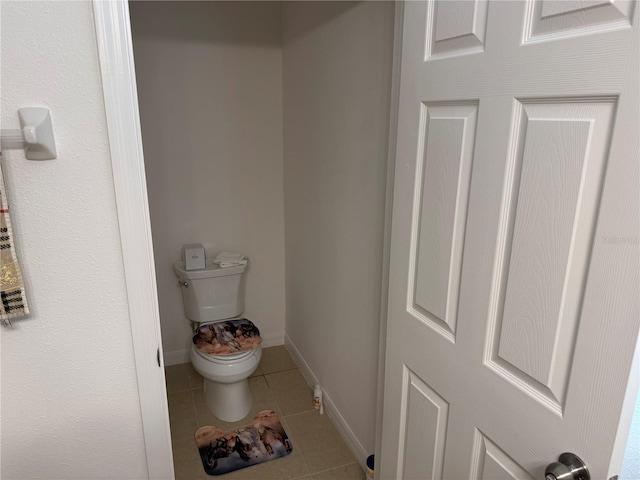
(381, 1, 639, 478)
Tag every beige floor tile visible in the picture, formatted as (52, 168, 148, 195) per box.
(165, 363, 192, 393)
(193, 377, 282, 430)
(187, 362, 204, 390)
(254, 447, 309, 479)
(168, 390, 196, 438)
(167, 363, 358, 480)
(284, 411, 356, 474)
(248, 375, 277, 405)
(165, 362, 205, 392)
(212, 448, 309, 480)
(173, 461, 203, 480)
(261, 345, 298, 374)
(171, 422, 198, 454)
(174, 459, 209, 480)
(171, 419, 207, 480)
(265, 370, 314, 416)
(211, 463, 281, 480)
(174, 453, 210, 480)
(249, 365, 264, 377)
(311, 463, 364, 479)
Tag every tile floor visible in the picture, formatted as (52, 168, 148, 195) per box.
(165, 346, 364, 480)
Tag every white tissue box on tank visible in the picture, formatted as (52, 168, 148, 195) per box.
(184, 243, 206, 271)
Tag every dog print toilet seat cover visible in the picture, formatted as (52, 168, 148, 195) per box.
(193, 318, 262, 356)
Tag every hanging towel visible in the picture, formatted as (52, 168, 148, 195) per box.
(214, 251, 248, 268)
(0, 152, 29, 326)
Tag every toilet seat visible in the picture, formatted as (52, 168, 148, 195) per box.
(192, 318, 261, 363)
(192, 346, 254, 364)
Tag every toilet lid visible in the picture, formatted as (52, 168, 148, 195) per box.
(193, 318, 262, 357)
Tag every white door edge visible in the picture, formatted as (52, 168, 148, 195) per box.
(92, 1, 174, 478)
(612, 334, 640, 477)
(375, 0, 405, 468)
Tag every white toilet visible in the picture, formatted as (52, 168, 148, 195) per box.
(174, 260, 262, 422)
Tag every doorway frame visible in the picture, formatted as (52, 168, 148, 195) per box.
(93, 1, 174, 478)
(91, 0, 404, 477)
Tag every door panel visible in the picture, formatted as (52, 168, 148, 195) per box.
(471, 431, 534, 480)
(525, 0, 635, 42)
(381, 1, 639, 478)
(427, 0, 489, 58)
(487, 99, 617, 414)
(398, 367, 449, 480)
(412, 103, 477, 340)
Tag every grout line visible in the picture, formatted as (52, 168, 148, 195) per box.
(190, 385, 200, 427)
(262, 366, 299, 376)
(264, 370, 286, 418)
(166, 384, 192, 394)
(189, 374, 204, 390)
(264, 367, 313, 479)
(280, 416, 312, 479)
(306, 461, 362, 476)
(311, 462, 362, 475)
(263, 372, 272, 389)
(281, 408, 317, 420)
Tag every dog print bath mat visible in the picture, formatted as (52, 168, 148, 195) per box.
(195, 410, 292, 476)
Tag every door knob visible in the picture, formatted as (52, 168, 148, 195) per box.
(545, 453, 589, 480)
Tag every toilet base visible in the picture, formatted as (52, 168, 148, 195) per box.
(204, 377, 252, 422)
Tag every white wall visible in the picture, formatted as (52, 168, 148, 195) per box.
(129, 1, 286, 364)
(0, 1, 148, 478)
(282, 1, 395, 456)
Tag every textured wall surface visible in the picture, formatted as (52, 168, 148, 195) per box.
(0, 1, 148, 478)
(130, 1, 286, 364)
(282, 1, 395, 455)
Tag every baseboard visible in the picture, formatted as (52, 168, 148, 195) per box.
(163, 331, 285, 366)
(284, 334, 368, 471)
(164, 349, 190, 366)
(261, 332, 285, 349)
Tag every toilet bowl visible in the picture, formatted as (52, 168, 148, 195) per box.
(191, 329, 262, 422)
(174, 258, 263, 422)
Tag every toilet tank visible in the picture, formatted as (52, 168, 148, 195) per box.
(174, 260, 246, 323)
